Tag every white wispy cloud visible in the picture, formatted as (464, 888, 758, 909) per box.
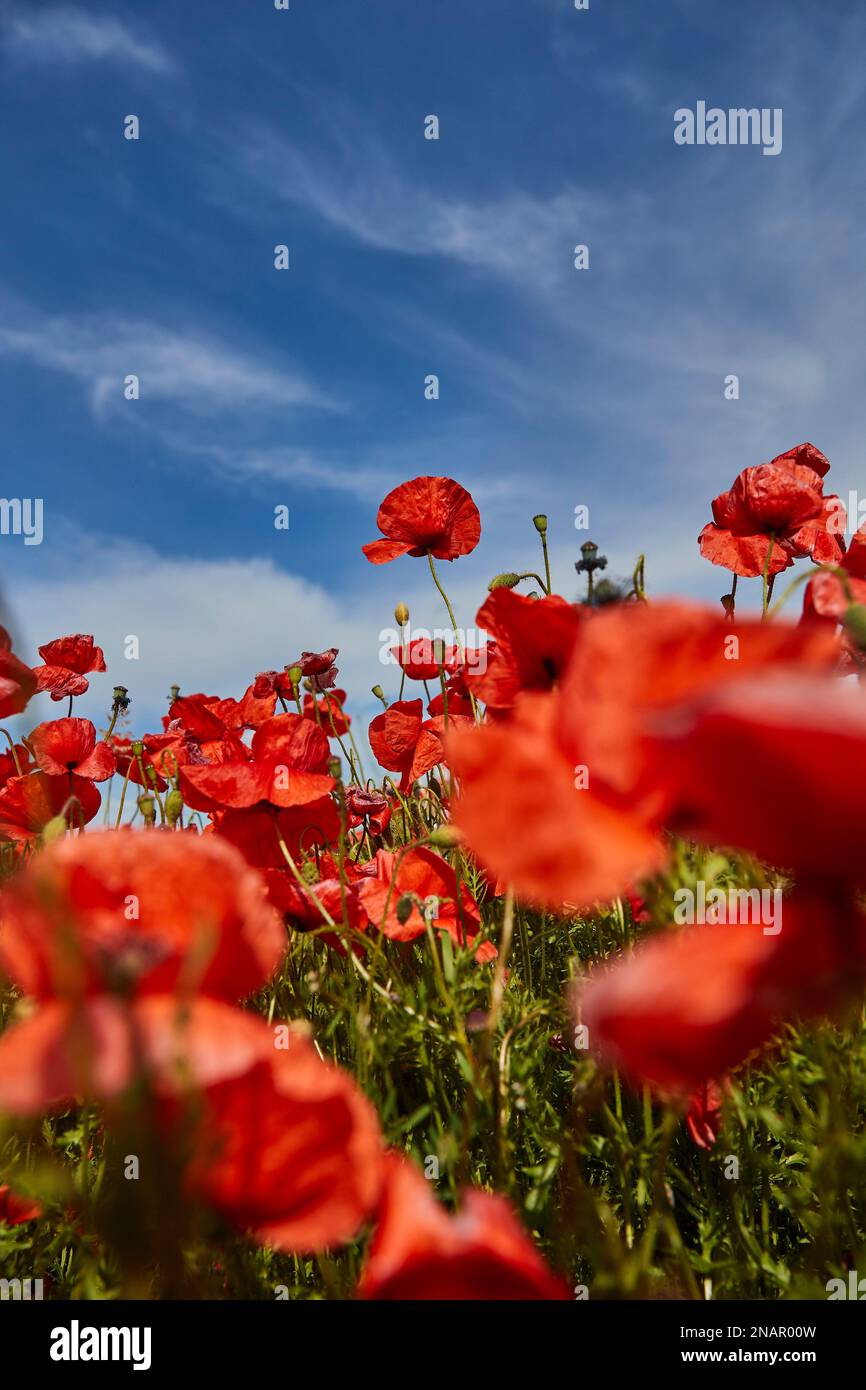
(0, 302, 337, 420)
(3, 5, 174, 74)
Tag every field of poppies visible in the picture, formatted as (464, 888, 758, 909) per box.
(1, 442, 865, 1301)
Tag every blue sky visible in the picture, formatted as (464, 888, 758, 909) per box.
(2, 0, 866, 736)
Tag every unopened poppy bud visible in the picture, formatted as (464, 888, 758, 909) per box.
(394, 601, 410, 627)
(427, 825, 463, 847)
(844, 603, 866, 650)
(138, 793, 156, 826)
(488, 572, 521, 591)
(42, 814, 68, 844)
(396, 894, 414, 925)
(165, 789, 183, 826)
(720, 593, 735, 616)
(532, 514, 548, 535)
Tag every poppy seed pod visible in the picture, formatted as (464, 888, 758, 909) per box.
(532, 514, 548, 535)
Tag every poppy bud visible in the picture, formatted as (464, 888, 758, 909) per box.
(394, 602, 410, 627)
(285, 665, 302, 688)
(532, 514, 548, 535)
(165, 789, 183, 827)
(328, 756, 343, 781)
(844, 603, 866, 651)
(138, 793, 156, 826)
(488, 572, 521, 591)
(720, 593, 736, 616)
(427, 825, 462, 847)
(396, 894, 414, 925)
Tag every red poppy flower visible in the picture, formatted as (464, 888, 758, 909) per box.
(0, 830, 286, 1002)
(773, 441, 831, 479)
(0, 742, 33, 791)
(368, 699, 465, 792)
(179, 714, 334, 814)
(166, 695, 248, 763)
(294, 648, 338, 676)
(28, 718, 116, 782)
(448, 694, 665, 911)
(468, 590, 582, 711)
(345, 787, 391, 836)
(0, 996, 383, 1253)
(303, 689, 351, 736)
(213, 800, 340, 873)
(802, 522, 866, 625)
(0, 1182, 42, 1225)
(252, 670, 295, 703)
(32, 634, 106, 701)
(291, 650, 339, 693)
(391, 639, 460, 682)
(357, 846, 494, 961)
(0, 626, 36, 719)
(362, 477, 481, 565)
(577, 889, 866, 1093)
(686, 1081, 725, 1149)
(699, 451, 844, 579)
(357, 1155, 569, 1300)
(0, 771, 101, 843)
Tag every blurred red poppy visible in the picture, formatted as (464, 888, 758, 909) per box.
(32, 634, 106, 701)
(362, 477, 480, 564)
(0, 830, 286, 1002)
(0, 626, 36, 719)
(449, 694, 664, 910)
(469, 590, 582, 711)
(0, 1182, 42, 1225)
(557, 600, 840, 816)
(0, 996, 383, 1253)
(577, 890, 866, 1092)
(29, 718, 116, 781)
(357, 1155, 569, 1299)
(686, 1081, 725, 1149)
(802, 521, 866, 625)
(645, 669, 866, 883)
